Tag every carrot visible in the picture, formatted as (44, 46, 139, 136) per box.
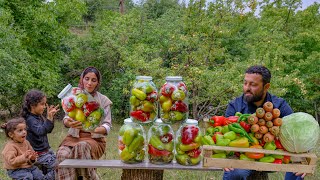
(248, 115, 258, 125)
(273, 118, 282, 126)
(263, 132, 275, 143)
(250, 124, 260, 133)
(269, 126, 280, 136)
(264, 112, 273, 121)
(263, 101, 273, 112)
(272, 108, 281, 118)
(266, 121, 273, 128)
(258, 119, 266, 126)
(254, 132, 263, 139)
(256, 107, 265, 118)
(259, 125, 268, 134)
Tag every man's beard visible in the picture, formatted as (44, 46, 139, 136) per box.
(243, 90, 264, 103)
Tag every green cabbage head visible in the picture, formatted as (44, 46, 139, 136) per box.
(279, 112, 319, 153)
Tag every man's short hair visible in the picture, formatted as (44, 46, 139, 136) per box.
(246, 65, 271, 85)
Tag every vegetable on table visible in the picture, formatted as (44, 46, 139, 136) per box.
(209, 116, 226, 127)
(228, 123, 254, 142)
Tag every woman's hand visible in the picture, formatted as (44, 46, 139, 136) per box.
(93, 126, 107, 135)
(64, 117, 83, 130)
(47, 104, 60, 121)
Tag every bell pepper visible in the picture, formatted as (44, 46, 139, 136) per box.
(228, 123, 254, 142)
(271, 154, 284, 159)
(164, 141, 174, 151)
(129, 95, 140, 106)
(169, 111, 184, 121)
(175, 143, 185, 155)
(120, 147, 136, 161)
(143, 84, 154, 94)
(128, 134, 144, 152)
(181, 125, 199, 144)
(212, 132, 223, 143)
(130, 110, 150, 122)
(209, 116, 226, 127)
(224, 116, 239, 125)
(132, 88, 147, 100)
(259, 156, 275, 163)
(201, 135, 215, 145)
(122, 127, 138, 146)
(273, 159, 283, 164)
(62, 96, 76, 112)
(239, 121, 251, 132)
(221, 125, 230, 134)
(177, 82, 188, 94)
(211, 153, 227, 158)
(264, 141, 276, 150)
(229, 137, 250, 148)
(75, 93, 88, 108)
(171, 90, 186, 101)
(275, 138, 284, 149)
(194, 134, 202, 143)
(283, 155, 291, 164)
(216, 138, 231, 146)
(240, 154, 255, 161)
(187, 148, 201, 158)
(176, 154, 190, 165)
(146, 91, 158, 102)
(149, 135, 165, 150)
(206, 126, 221, 136)
(83, 101, 100, 117)
(161, 83, 175, 97)
(235, 112, 242, 117)
(245, 145, 264, 159)
(160, 133, 173, 143)
(238, 114, 251, 122)
(148, 144, 171, 157)
(190, 156, 201, 165)
(141, 100, 154, 112)
(87, 108, 103, 124)
(171, 101, 188, 112)
(223, 131, 237, 141)
(161, 99, 172, 112)
(179, 142, 200, 152)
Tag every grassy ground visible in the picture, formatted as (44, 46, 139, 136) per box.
(0, 120, 319, 180)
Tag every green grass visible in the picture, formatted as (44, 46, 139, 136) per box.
(0, 121, 319, 180)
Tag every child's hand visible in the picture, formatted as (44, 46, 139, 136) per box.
(24, 150, 33, 160)
(30, 151, 38, 161)
(47, 104, 60, 121)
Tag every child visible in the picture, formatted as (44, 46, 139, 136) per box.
(21, 89, 59, 179)
(1, 118, 46, 179)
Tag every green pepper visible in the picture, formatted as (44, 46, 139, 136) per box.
(264, 141, 277, 150)
(235, 112, 242, 117)
(211, 153, 227, 158)
(164, 141, 174, 151)
(129, 95, 140, 106)
(128, 134, 144, 152)
(240, 154, 255, 161)
(229, 137, 249, 148)
(221, 125, 230, 134)
(228, 123, 254, 142)
(271, 154, 284, 159)
(175, 143, 185, 155)
(216, 138, 230, 146)
(132, 88, 147, 100)
(141, 100, 154, 112)
(179, 142, 200, 152)
(238, 114, 251, 122)
(149, 135, 164, 150)
(169, 111, 184, 121)
(223, 131, 237, 140)
(194, 134, 202, 143)
(119, 124, 130, 136)
(176, 154, 190, 165)
(259, 156, 275, 163)
(249, 133, 259, 146)
(122, 127, 138, 146)
(120, 147, 136, 161)
(201, 135, 215, 145)
(190, 156, 201, 164)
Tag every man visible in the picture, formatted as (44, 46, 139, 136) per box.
(223, 65, 305, 180)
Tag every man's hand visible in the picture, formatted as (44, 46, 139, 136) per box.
(294, 172, 306, 178)
(47, 104, 60, 121)
(224, 168, 234, 172)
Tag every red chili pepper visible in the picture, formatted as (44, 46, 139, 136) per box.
(224, 116, 239, 125)
(148, 144, 171, 156)
(274, 138, 284, 149)
(171, 101, 188, 112)
(212, 132, 223, 143)
(273, 159, 282, 164)
(239, 121, 251, 132)
(130, 110, 150, 122)
(187, 148, 201, 158)
(146, 91, 158, 102)
(161, 83, 175, 97)
(209, 116, 226, 127)
(181, 125, 199, 144)
(160, 133, 173, 143)
(83, 101, 100, 116)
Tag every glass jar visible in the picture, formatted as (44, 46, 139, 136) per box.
(175, 119, 202, 166)
(130, 76, 158, 124)
(147, 119, 174, 164)
(57, 84, 104, 131)
(118, 118, 146, 163)
(159, 76, 188, 124)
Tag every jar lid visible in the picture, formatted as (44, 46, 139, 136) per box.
(185, 119, 198, 125)
(57, 84, 72, 99)
(136, 76, 152, 80)
(124, 118, 133, 123)
(154, 118, 163, 125)
(165, 76, 182, 81)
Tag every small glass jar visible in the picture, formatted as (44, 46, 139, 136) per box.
(175, 119, 202, 166)
(147, 119, 174, 164)
(159, 76, 188, 124)
(130, 76, 158, 124)
(118, 118, 146, 163)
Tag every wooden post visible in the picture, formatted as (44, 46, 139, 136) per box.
(121, 169, 163, 180)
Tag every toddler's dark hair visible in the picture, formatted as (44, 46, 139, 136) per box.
(20, 89, 46, 119)
(1, 118, 26, 138)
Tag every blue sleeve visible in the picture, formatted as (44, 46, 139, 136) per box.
(225, 102, 236, 117)
(278, 100, 293, 117)
(26, 117, 54, 136)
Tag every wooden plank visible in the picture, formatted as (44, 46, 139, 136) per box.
(59, 159, 222, 171)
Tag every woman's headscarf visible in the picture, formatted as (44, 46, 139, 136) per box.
(78, 66, 102, 95)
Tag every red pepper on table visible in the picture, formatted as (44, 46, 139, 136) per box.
(148, 144, 171, 157)
(239, 121, 251, 132)
(130, 110, 150, 122)
(83, 101, 100, 116)
(161, 83, 175, 97)
(171, 101, 188, 112)
(224, 116, 239, 125)
(273, 159, 283, 164)
(275, 138, 284, 149)
(209, 116, 226, 127)
(181, 125, 199, 144)
(283, 155, 291, 164)
(187, 148, 201, 158)
(146, 91, 158, 102)
(160, 133, 173, 143)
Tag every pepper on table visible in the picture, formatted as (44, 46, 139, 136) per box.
(209, 116, 226, 127)
(228, 123, 254, 142)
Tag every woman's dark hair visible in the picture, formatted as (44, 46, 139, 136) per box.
(245, 65, 271, 86)
(78, 66, 101, 93)
(1, 118, 26, 138)
(20, 89, 46, 118)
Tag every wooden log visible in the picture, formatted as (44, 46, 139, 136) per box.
(121, 169, 163, 180)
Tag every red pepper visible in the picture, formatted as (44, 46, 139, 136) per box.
(239, 121, 251, 132)
(130, 110, 150, 122)
(212, 132, 223, 143)
(224, 116, 239, 125)
(234, 152, 241, 157)
(83, 101, 100, 116)
(259, 139, 266, 147)
(146, 91, 158, 102)
(160, 133, 173, 143)
(148, 144, 171, 156)
(161, 83, 175, 97)
(274, 138, 284, 149)
(171, 101, 188, 112)
(181, 125, 199, 144)
(187, 148, 201, 158)
(177, 82, 188, 94)
(209, 116, 226, 127)
(283, 155, 290, 164)
(273, 159, 282, 164)
(118, 140, 125, 151)
(62, 96, 76, 112)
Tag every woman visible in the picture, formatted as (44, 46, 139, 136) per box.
(56, 67, 112, 180)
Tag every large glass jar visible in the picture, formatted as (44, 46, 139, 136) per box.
(147, 119, 174, 164)
(118, 118, 146, 163)
(175, 119, 202, 166)
(159, 76, 188, 124)
(130, 76, 158, 124)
